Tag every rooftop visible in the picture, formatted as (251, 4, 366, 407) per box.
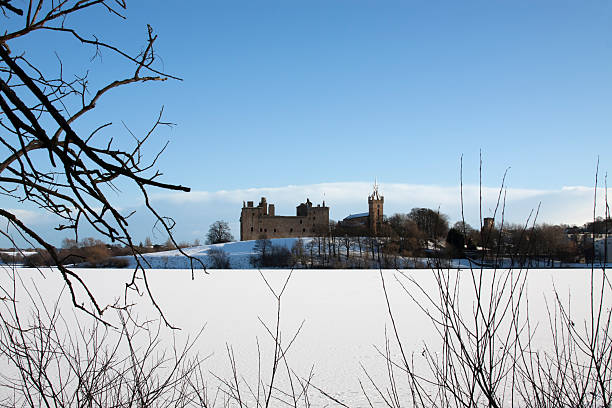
(344, 212, 368, 220)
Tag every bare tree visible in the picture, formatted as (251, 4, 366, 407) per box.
(208, 247, 231, 269)
(206, 220, 234, 244)
(0, 269, 207, 407)
(407, 207, 450, 242)
(361, 159, 612, 407)
(0, 0, 202, 324)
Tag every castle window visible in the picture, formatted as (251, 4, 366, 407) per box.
(274, 229, 277, 232)
(264, 228, 267, 232)
(250, 227, 253, 232)
(290, 228, 293, 233)
(300, 220, 302, 224)
(260, 228, 262, 232)
(302, 228, 306, 232)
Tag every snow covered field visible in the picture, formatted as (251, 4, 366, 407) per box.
(1, 265, 609, 406)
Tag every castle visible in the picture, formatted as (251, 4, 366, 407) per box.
(240, 197, 329, 241)
(240, 184, 385, 241)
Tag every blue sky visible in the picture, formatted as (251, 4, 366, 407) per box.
(3, 1, 612, 245)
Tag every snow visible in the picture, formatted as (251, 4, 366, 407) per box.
(126, 238, 312, 269)
(2, 267, 609, 407)
(0, 250, 38, 257)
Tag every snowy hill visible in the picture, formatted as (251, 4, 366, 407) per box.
(125, 238, 309, 269)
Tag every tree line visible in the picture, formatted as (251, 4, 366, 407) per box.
(1, 236, 204, 268)
(6, 213, 607, 269)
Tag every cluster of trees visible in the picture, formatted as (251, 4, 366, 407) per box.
(242, 235, 424, 269)
(332, 208, 610, 267)
(444, 220, 607, 266)
(249, 238, 292, 268)
(13, 238, 132, 268)
(239, 208, 608, 268)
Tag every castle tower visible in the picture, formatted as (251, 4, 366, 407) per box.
(482, 217, 495, 233)
(368, 181, 384, 235)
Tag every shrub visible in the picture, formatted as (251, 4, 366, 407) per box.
(97, 257, 130, 268)
(250, 243, 292, 268)
(0, 252, 24, 264)
(24, 251, 53, 267)
(208, 248, 231, 269)
(262, 245, 292, 268)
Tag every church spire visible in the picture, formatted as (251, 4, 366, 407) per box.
(372, 178, 381, 200)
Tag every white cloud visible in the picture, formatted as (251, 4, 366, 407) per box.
(1, 208, 49, 225)
(11, 182, 603, 246)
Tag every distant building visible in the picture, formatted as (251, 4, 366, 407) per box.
(239, 197, 329, 241)
(482, 217, 495, 233)
(338, 183, 385, 236)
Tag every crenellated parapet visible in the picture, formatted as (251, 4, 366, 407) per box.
(240, 197, 329, 241)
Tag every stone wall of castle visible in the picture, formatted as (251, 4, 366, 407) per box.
(240, 197, 329, 241)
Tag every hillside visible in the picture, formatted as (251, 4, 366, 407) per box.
(126, 238, 308, 269)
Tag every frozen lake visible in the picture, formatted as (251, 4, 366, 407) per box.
(1, 266, 608, 406)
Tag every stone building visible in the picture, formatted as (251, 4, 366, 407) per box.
(240, 197, 329, 241)
(482, 217, 495, 233)
(338, 183, 385, 235)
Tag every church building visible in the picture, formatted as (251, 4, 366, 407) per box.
(338, 183, 385, 235)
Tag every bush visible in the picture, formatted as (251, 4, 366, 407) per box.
(59, 242, 111, 267)
(250, 243, 292, 268)
(262, 245, 292, 268)
(0, 252, 24, 264)
(81, 245, 111, 267)
(96, 257, 130, 268)
(208, 248, 231, 269)
(24, 251, 53, 267)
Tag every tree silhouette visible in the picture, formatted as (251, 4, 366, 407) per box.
(206, 220, 234, 244)
(0, 0, 200, 324)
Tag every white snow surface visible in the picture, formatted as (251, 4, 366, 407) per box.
(0, 251, 38, 257)
(2, 267, 609, 407)
(126, 238, 311, 269)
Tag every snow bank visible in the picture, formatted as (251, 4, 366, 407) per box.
(125, 238, 311, 269)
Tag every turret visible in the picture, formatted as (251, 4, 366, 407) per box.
(368, 181, 384, 235)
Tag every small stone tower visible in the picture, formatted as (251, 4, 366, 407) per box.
(368, 181, 384, 235)
(482, 217, 495, 233)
